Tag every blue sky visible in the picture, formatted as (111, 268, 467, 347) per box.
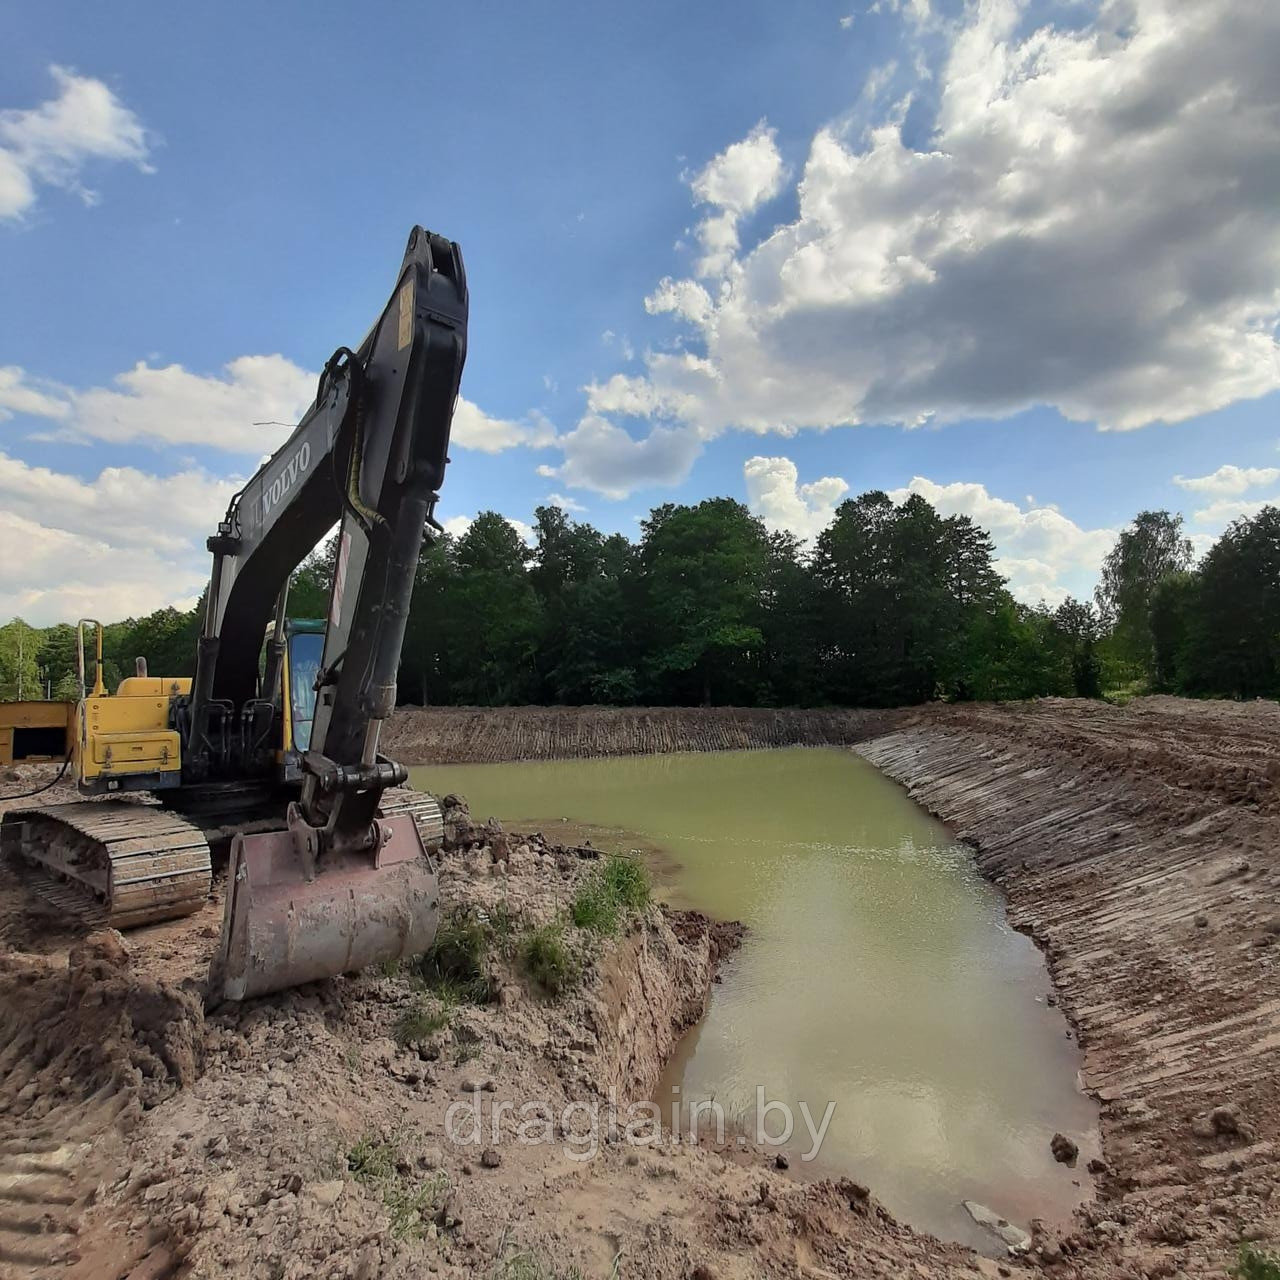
(2, 0, 1278, 623)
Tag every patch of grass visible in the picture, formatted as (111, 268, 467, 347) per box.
(375, 956, 402, 978)
(520, 923, 579, 996)
(601, 853, 650, 911)
(347, 1132, 448, 1241)
(488, 898, 519, 960)
(570, 854, 651, 936)
(394, 994, 454, 1047)
(569, 876, 620, 933)
(493, 1251, 587, 1280)
(1234, 1244, 1280, 1280)
(410, 910, 493, 1003)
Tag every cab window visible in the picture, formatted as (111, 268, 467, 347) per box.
(289, 631, 324, 752)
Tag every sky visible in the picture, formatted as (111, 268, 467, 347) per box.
(2, 0, 1278, 626)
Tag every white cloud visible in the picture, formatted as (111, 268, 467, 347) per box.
(451, 397, 555, 454)
(1174, 464, 1280, 496)
(0, 366, 71, 421)
(743, 456, 1112, 605)
(542, 414, 702, 500)
(0, 511, 207, 627)
(2, 357, 540, 461)
(545, 492, 587, 513)
(888, 477, 1114, 605)
(0, 453, 242, 626)
(0, 451, 238, 554)
(688, 121, 785, 276)
(439, 512, 535, 546)
(743, 456, 848, 541)
(598, 0, 1280, 439)
(0, 66, 152, 219)
(71, 354, 314, 451)
(1191, 496, 1278, 530)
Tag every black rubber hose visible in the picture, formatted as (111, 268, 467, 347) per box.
(0, 755, 72, 801)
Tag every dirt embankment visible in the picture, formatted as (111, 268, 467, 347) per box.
(383, 705, 892, 764)
(860, 696, 1280, 1277)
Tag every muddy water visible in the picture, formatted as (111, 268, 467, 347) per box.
(411, 747, 1098, 1252)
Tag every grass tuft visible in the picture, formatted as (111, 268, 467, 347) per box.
(394, 994, 453, 1047)
(520, 924, 579, 997)
(347, 1132, 448, 1240)
(570, 854, 651, 935)
(493, 1251, 587, 1280)
(1233, 1244, 1280, 1280)
(410, 910, 493, 1003)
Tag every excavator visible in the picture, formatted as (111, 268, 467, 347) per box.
(0, 226, 468, 1003)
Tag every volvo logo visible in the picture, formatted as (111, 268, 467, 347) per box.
(262, 441, 311, 517)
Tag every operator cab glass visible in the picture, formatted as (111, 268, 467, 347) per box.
(288, 630, 324, 752)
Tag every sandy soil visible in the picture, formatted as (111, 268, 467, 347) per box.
(1, 695, 1275, 1279)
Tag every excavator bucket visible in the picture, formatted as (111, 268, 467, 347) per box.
(211, 814, 439, 1002)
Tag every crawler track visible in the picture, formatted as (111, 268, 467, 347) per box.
(1, 801, 212, 930)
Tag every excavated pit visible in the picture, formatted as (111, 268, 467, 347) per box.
(0, 694, 1276, 1279)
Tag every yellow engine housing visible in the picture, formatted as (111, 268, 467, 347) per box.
(77, 677, 191, 788)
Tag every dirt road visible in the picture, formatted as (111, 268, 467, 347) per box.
(0, 696, 1276, 1279)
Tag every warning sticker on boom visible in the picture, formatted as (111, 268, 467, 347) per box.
(397, 278, 414, 350)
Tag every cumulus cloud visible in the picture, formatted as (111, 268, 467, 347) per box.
(541, 414, 702, 500)
(545, 493, 587, 513)
(0, 455, 242, 625)
(598, 0, 1280, 441)
(0, 451, 239, 554)
(2, 357, 543, 462)
(0, 511, 208, 626)
(742, 456, 1113, 606)
(72, 355, 315, 451)
(688, 121, 785, 276)
(1190, 496, 1278, 531)
(1174, 464, 1280, 496)
(0, 65, 152, 219)
(439, 512, 535, 545)
(743, 456, 848, 541)
(0, 366, 71, 421)
(887, 477, 1115, 605)
(451, 397, 555, 454)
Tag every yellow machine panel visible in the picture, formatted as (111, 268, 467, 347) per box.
(0, 700, 75, 766)
(80, 686, 185, 782)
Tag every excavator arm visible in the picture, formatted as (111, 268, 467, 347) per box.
(203, 226, 468, 1001)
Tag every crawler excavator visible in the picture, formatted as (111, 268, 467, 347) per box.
(0, 226, 468, 1002)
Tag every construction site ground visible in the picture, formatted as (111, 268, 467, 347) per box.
(0, 695, 1276, 1280)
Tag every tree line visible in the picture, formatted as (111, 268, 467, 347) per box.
(1, 494, 1275, 706)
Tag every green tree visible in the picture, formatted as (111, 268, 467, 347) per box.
(439, 513, 542, 704)
(637, 499, 769, 705)
(1095, 511, 1193, 679)
(0, 619, 42, 700)
(1182, 507, 1280, 697)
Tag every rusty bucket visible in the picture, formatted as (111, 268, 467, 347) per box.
(211, 814, 439, 1002)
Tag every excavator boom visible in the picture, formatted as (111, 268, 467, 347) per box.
(204, 226, 468, 1000)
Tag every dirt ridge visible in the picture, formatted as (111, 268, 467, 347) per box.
(858, 696, 1280, 1276)
(384, 705, 892, 764)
